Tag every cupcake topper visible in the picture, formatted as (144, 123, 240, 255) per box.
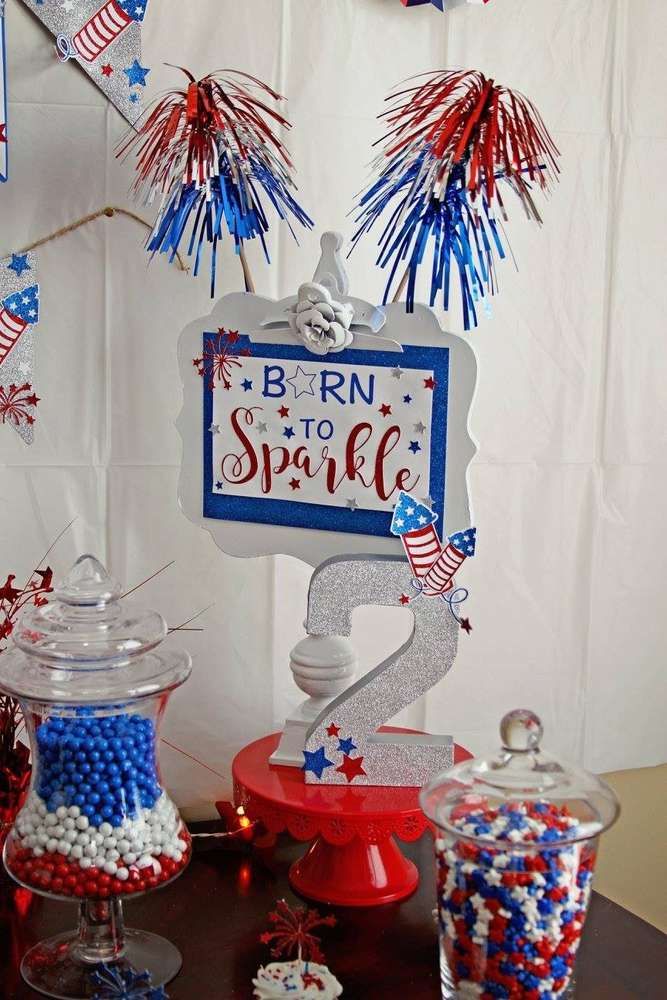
(260, 899, 336, 964)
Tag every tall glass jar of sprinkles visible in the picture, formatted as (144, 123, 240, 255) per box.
(421, 710, 620, 1000)
(0, 555, 192, 999)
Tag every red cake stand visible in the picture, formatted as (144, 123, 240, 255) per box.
(232, 729, 471, 907)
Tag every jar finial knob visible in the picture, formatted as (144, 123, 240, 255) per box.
(56, 554, 121, 607)
(500, 709, 543, 752)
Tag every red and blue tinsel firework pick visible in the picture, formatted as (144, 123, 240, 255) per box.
(351, 70, 560, 329)
(90, 964, 168, 1000)
(118, 67, 313, 296)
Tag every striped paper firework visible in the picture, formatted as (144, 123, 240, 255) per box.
(0, 285, 39, 365)
(70, 0, 147, 63)
(422, 528, 477, 597)
(391, 492, 441, 578)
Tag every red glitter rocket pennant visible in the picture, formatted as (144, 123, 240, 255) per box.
(20, 0, 150, 124)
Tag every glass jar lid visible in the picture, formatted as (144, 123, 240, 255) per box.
(420, 709, 620, 848)
(0, 555, 191, 705)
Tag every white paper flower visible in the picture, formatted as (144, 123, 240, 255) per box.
(288, 282, 354, 356)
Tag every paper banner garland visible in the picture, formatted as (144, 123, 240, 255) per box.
(118, 67, 312, 295)
(0, 252, 40, 444)
(0, 1, 7, 181)
(20, 0, 150, 124)
(402, 0, 490, 9)
(352, 69, 560, 329)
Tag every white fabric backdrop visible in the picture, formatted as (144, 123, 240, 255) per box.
(1, 0, 666, 817)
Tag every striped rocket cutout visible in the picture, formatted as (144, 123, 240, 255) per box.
(0, 284, 39, 365)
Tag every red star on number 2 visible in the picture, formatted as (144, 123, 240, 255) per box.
(278, 406, 290, 418)
(424, 376, 436, 390)
(326, 723, 340, 737)
(289, 478, 301, 491)
(101, 64, 113, 77)
(336, 754, 367, 783)
(399, 594, 411, 606)
(379, 403, 392, 417)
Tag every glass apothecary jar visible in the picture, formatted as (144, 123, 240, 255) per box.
(420, 710, 620, 1000)
(0, 555, 192, 999)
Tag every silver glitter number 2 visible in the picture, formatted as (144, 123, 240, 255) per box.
(303, 556, 459, 786)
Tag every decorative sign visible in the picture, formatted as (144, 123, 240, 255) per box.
(177, 232, 477, 568)
(21, 0, 150, 124)
(0, 252, 41, 444)
(0, 1, 7, 182)
(202, 337, 449, 540)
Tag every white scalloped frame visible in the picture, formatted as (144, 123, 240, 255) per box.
(176, 235, 478, 568)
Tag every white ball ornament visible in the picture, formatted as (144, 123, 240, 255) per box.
(56, 806, 68, 820)
(116, 867, 129, 881)
(104, 861, 118, 875)
(70, 845, 84, 859)
(75, 815, 89, 831)
(46, 838, 59, 853)
(79, 857, 92, 870)
(57, 840, 72, 855)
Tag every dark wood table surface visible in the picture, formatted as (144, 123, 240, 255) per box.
(1, 823, 665, 999)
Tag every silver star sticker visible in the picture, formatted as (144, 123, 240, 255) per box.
(257, 421, 268, 434)
(391, 366, 405, 379)
(62, 0, 75, 10)
(421, 495, 435, 508)
(414, 421, 427, 435)
(346, 498, 359, 510)
(209, 424, 220, 434)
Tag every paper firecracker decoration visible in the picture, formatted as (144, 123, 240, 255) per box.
(0, 253, 41, 444)
(20, 0, 150, 124)
(352, 69, 559, 329)
(118, 67, 312, 295)
(391, 491, 476, 606)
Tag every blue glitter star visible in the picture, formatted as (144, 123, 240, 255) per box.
(7, 253, 31, 276)
(302, 746, 334, 779)
(241, 378, 253, 391)
(129, 93, 140, 104)
(337, 737, 357, 755)
(408, 440, 421, 454)
(283, 426, 295, 439)
(123, 60, 150, 88)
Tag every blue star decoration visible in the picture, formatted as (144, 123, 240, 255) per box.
(215, 481, 223, 490)
(129, 93, 140, 104)
(89, 963, 168, 999)
(302, 746, 334, 779)
(123, 60, 150, 88)
(283, 426, 295, 440)
(390, 491, 438, 536)
(403, 394, 413, 404)
(408, 440, 421, 454)
(337, 736, 357, 755)
(7, 253, 31, 277)
(449, 527, 477, 557)
(241, 378, 253, 391)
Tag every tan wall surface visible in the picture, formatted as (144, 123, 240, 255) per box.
(595, 766, 667, 932)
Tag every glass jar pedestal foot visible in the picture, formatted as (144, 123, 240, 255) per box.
(21, 899, 181, 999)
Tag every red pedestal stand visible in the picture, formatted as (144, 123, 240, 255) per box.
(232, 729, 471, 907)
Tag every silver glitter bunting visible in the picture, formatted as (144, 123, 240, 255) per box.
(303, 555, 458, 787)
(0, 251, 40, 444)
(20, 0, 150, 125)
